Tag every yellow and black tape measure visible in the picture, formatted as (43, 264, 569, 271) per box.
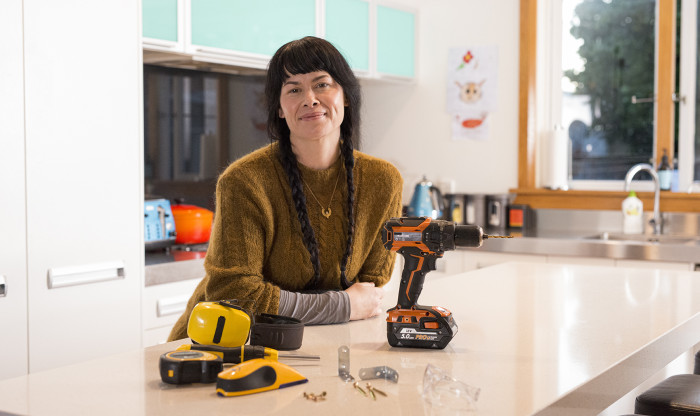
(159, 350, 223, 385)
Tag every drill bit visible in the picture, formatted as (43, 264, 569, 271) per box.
(279, 353, 320, 360)
(483, 234, 513, 239)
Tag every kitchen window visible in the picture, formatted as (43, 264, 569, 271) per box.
(516, 0, 700, 211)
(559, 0, 656, 184)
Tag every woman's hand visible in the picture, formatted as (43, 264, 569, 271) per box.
(346, 282, 384, 321)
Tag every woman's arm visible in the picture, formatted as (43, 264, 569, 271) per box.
(278, 289, 350, 324)
(277, 282, 385, 324)
(201, 166, 281, 314)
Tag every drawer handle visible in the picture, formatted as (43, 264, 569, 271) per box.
(47, 261, 125, 289)
(0, 275, 6, 297)
(157, 295, 189, 317)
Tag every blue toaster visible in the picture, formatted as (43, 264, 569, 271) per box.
(144, 198, 177, 250)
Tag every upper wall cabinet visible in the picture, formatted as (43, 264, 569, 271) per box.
(376, 4, 415, 79)
(142, 0, 416, 80)
(325, 0, 370, 74)
(190, 0, 316, 69)
(142, 0, 184, 51)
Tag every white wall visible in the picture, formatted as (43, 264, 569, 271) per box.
(361, 0, 521, 203)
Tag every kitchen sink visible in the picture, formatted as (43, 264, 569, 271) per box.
(584, 232, 698, 245)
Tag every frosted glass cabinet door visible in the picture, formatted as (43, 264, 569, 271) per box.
(376, 5, 415, 78)
(143, 0, 179, 41)
(325, 0, 370, 72)
(191, 0, 316, 56)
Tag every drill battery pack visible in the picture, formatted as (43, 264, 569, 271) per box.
(386, 304, 458, 349)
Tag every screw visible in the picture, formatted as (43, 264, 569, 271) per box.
(303, 391, 327, 402)
(366, 383, 387, 397)
(353, 381, 367, 396)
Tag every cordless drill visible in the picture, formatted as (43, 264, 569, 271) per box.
(381, 216, 510, 349)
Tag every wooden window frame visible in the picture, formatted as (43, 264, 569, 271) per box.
(514, 0, 700, 213)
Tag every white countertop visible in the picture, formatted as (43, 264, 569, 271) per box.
(2, 262, 700, 415)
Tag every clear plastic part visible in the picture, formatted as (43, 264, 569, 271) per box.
(422, 363, 480, 414)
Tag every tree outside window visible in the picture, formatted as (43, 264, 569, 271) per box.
(563, 0, 656, 180)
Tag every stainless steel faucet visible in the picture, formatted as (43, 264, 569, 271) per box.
(624, 163, 662, 234)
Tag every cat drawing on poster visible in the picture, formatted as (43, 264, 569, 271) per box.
(447, 46, 498, 141)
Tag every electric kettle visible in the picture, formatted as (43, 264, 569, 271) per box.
(407, 176, 444, 219)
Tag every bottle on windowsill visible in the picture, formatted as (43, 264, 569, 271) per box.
(658, 149, 672, 191)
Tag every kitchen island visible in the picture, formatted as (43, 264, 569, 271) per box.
(2, 262, 700, 415)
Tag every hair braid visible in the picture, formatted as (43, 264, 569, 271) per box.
(277, 139, 322, 289)
(339, 139, 355, 289)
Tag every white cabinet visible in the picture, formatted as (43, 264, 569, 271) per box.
(6, 0, 144, 374)
(0, 0, 28, 381)
(143, 278, 200, 347)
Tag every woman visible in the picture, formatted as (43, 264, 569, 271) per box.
(169, 36, 403, 340)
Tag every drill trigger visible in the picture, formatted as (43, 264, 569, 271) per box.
(425, 256, 437, 271)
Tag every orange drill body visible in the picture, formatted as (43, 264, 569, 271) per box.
(381, 217, 489, 349)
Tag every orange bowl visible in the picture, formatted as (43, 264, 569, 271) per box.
(171, 204, 213, 244)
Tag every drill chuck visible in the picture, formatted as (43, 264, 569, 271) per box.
(453, 224, 485, 248)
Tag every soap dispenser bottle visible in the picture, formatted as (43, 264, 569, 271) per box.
(658, 149, 672, 191)
(622, 191, 643, 234)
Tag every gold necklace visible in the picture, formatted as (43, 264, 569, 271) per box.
(302, 166, 342, 219)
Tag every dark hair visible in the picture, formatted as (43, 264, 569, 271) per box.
(265, 36, 360, 290)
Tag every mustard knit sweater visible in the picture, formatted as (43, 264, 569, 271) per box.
(168, 142, 403, 341)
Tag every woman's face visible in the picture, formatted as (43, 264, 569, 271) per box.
(278, 71, 345, 145)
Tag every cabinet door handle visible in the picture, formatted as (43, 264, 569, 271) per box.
(157, 294, 189, 317)
(0, 275, 6, 297)
(47, 261, 125, 289)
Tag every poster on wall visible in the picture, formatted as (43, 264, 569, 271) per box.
(446, 46, 499, 141)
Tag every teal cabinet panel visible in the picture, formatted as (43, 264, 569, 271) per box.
(142, 0, 178, 42)
(325, 0, 369, 71)
(376, 5, 415, 77)
(191, 0, 316, 56)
